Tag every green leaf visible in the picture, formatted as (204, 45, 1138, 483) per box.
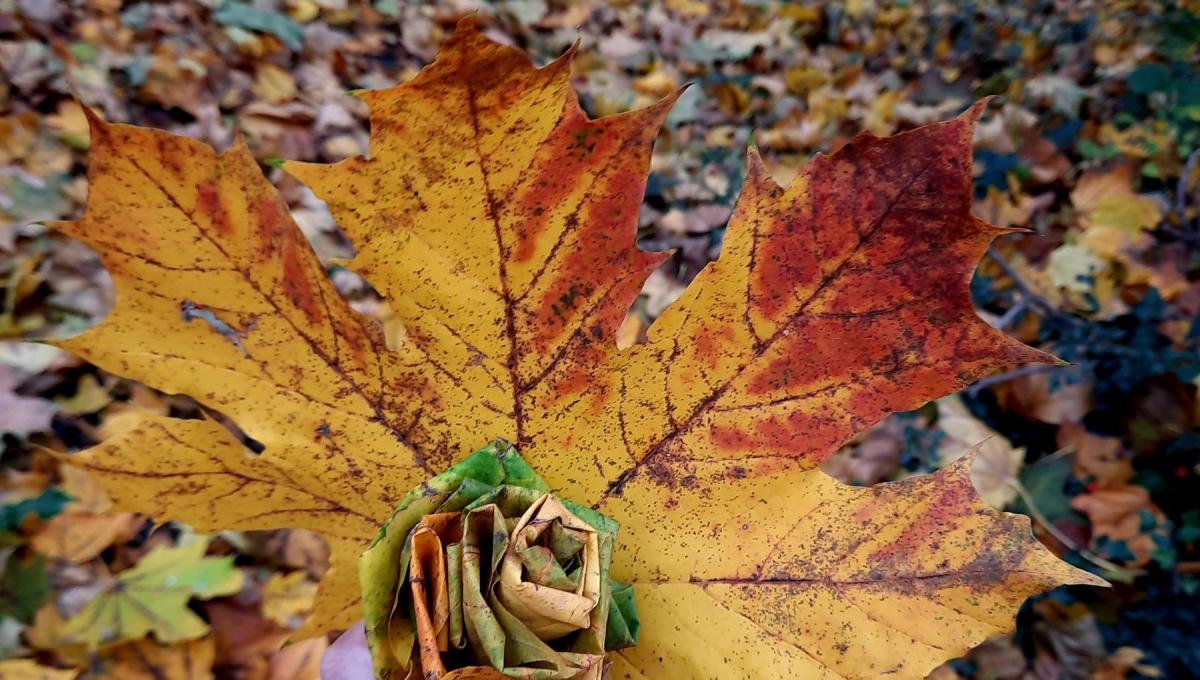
(213, 1, 304, 51)
(604, 580, 640, 651)
(1077, 139, 1118, 160)
(1128, 63, 1171, 95)
(1014, 454, 1074, 523)
(0, 489, 71, 532)
(62, 538, 243, 649)
(0, 553, 49, 624)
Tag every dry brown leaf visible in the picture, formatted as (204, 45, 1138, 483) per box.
(1070, 485, 1167, 568)
(0, 659, 77, 680)
(995, 366, 1093, 425)
(29, 512, 139, 563)
(90, 637, 215, 680)
(1058, 423, 1132, 489)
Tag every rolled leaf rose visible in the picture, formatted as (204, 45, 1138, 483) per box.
(360, 440, 639, 680)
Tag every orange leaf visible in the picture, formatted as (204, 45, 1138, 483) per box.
(268, 637, 327, 680)
(90, 637, 215, 680)
(29, 511, 139, 563)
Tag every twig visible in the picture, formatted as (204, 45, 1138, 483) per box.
(965, 363, 1060, 396)
(1160, 223, 1200, 246)
(993, 297, 1029, 330)
(986, 246, 1061, 317)
(1176, 148, 1200, 230)
(1, 265, 22, 333)
(1010, 479, 1142, 583)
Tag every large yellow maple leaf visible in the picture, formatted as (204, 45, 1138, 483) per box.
(50, 19, 1102, 679)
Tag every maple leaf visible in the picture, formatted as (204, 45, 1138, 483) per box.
(46, 18, 1104, 678)
(62, 539, 243, 649)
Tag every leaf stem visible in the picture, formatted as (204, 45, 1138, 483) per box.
(986, 246, 1061, 317)
(965, 363, 1059, 396)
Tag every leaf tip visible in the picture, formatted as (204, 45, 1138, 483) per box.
(453, 12, 481, 36)
(960, 97, 994, 126)
(563, 37, 582, 61)
(80, 102, 108, 133)
(745, 143, 767, 178)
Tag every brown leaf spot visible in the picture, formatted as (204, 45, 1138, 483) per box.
(197, 180, 233, 237)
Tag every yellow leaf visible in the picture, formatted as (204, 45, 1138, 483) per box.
(96, 384, 171, 440)
(253, 64, 297, 104)
(1097, 121, 1175, 161)
(936, 396, 1024, 508)
(24, 605, 67, 653)
(1071, 164, 1162, 234)
(52, 374, 113, 416)
(23, 605, 89, 669)
(47, 19, 1102, 676)
(61, 539, 243, 649)
(1048, 243, 1106, 293)
(0, 659, 76, 680)
(60, 419, 372, 635)
(261, 570, 317, 629)
(58, 465, 112, 514)
(29, 511, 138, 563)
(43, 100, 91, 142)
(607, 456, 1096, 678)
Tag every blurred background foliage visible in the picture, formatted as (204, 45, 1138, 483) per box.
(1, 0, 1199, 678)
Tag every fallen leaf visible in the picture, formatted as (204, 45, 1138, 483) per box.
(23, 604, 87, 669)
(95, 384, 170, 441)
(994, 365, 1093, 425)
(0, 659, 76, 680)
(259, 529, 330, 579)
(1058, 423, 1132, 489)
(268, 637, 326, 680)
(938, 397, 1025, 508)
(61, 539, 244, 649)
(1093, 646, 1162, 680)
(42, 100, 90, 144)
(0, 553, 50, 624)
(1071, 164, 1162, 234)
(90, 637, 215, 680)
(253, 64, 297, 105)
(30, 512, 139, 563)
(0, 367, 57, 437)
(24, 604, 66, 652)
(1048, 243, 1108, 294)
(260, 570, 316, 629)
(1032, 599, 1107, 679)
(205, 600, 289, 679)
(52, 374, 113, 416)
(1070, 485, 1168, 568)
(0, 489, 70, 530)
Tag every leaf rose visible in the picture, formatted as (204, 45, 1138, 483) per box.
(360, 440, 639, 680)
